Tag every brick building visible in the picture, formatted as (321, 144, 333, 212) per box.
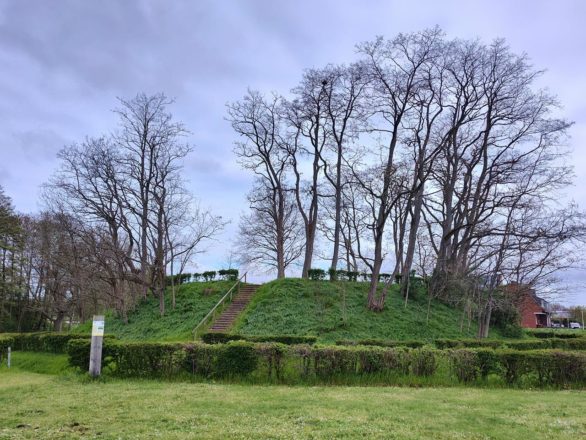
(506, 284, 551, 328)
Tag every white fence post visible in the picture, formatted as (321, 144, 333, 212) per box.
(89, 315, 105, 377)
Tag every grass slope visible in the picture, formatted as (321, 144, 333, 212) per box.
(0, 371, 584, 439)
(74, 281, 234, 341)
(234, 278, 501, 342)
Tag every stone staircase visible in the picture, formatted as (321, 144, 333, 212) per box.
(208, 284, 260, 332)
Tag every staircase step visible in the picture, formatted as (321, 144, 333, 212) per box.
(206, 284, 260, 333)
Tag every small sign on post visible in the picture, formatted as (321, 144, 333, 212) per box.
(89, 315, 105, 377)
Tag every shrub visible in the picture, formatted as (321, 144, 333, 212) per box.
(201, 332, 317, 345)
(409, 348, 438, 376)
(434, 339, 502, 350)
(497, 349, 533, 384)
(383, 348, 411, 375)
(549, 338, 586, 350)
(202, 271, 217, 281)
(201, 332, 242, 344)
(504, 340, 547, 350)
(546, 351, 586, 386)
(214, 341, 258, 377)
(308, 268, 326, 281)
(292, 344, 313, 377)
(165, 273, 191, 286)
(475, 349, 500, 378)
(66, 338, 92, 370)
(3, 332, 114, 354)
(346, 271, 359, 282)
(62, 339, 586, 388)
(337, 339, 426, 349)
(328, 268, 338, 281)
(0, 335, 14, 364)
(218, 269, 239, 281)
(184, 342, 216, 377)
(378, 273, 391, 282)
(527, 329, 581, 339)
(494, 349, 586, 386)
(449, 349, 481, 383)
(250, 335, 317, 345)
(67, 339, 185, 377)
(113, 342, 186, 378)
(357, 346, 387, 374)
(0, 335, 14, 350)
(66, 338, 118, 371)
(313, 346, 357, 377)
(255, 342, 286, 379)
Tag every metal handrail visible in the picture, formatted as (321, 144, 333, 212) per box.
(192, 272, 247, 339)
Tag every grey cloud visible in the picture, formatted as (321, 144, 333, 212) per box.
(0, 0, 585, 303)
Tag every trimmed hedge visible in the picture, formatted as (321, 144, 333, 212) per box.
(0, 332, 117, 354)
(337, 339, 426, 349)
(338, 337, 586, 351)
(67, 339, 185, 377)
(200, 332, 317, 346)
(435, 339, 503, 350)
(64, 340, 586, 387)
(0, 335, 14, 364)
(526, 329, 582, 339)
(0, 335, 14, 351)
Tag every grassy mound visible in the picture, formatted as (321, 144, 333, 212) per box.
(73, 281, 235, 341)
(233, 278, 500, 342)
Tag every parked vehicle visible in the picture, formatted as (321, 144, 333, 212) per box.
(569, 322, 582, 329)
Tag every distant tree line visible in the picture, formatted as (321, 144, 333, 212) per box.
(229, 28, 585, 335)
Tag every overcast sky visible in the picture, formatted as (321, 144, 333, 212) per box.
(1, 0, 585, 305)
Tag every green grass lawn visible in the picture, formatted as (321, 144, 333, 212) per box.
(0, 370, 584, 439)
(72, 281, 235, 341)
(234, 278, 502, 342)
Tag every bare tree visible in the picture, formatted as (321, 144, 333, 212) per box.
(356, 29, 443, 310)
(236, 183, 304, 275)
(319, 63, 368, 274)
(228, 90, 293, 278)
(284, 70, 331, 278)
(44, 93, 222, 319)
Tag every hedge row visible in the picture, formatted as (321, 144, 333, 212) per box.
(336, 337, 586, 351)
(307, 268, 394, 282)
(337, 339, 427, 349)
(0, 335, 13, 363)
(436, 337, 586, 351)
(526, 329, 583, 339)
(200, 332, 317, 345)
(65, 340, 586, 387)
(0, 332, 116, 354)
(166, 269, 240, 285)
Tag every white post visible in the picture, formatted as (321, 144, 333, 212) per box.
(89, 315, 105, 377)
(7, 347, 11, 369)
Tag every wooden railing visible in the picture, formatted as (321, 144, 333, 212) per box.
(191, 272, 247, 339)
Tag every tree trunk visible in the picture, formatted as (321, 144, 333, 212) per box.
(276, 190, 286, 279)
(367, 236, 384, 311)
(401, 184, 425, 301)
(301, 222, 316, 279)
(330, 151, 343, 272)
